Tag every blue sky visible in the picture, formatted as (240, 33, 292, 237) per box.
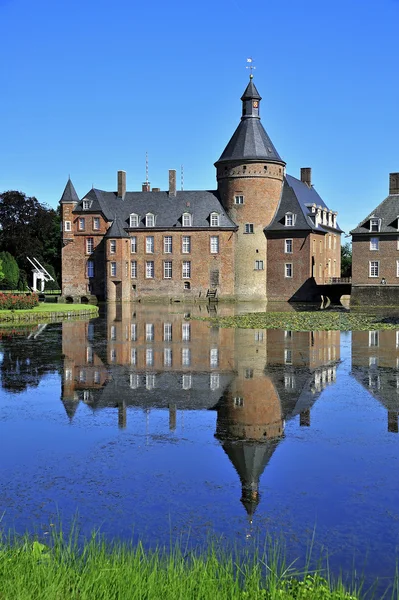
(1, 0, 398, 235)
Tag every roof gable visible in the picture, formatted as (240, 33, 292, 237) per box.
(350, 194, 399, 234)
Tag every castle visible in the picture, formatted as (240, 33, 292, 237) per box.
(60, 76, 342, 303)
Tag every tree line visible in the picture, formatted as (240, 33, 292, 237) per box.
(0, 190, 60, 290)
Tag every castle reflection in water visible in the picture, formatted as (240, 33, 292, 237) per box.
(60, 304, 341, 520)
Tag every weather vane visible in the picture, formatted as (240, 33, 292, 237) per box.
(246, 57, 256, 78)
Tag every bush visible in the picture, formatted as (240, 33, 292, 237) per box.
(0, 251, 19, 289)
(0, 293, 39, 310)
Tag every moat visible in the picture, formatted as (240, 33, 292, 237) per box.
(0, 303, 398, 590)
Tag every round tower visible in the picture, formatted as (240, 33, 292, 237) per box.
(215, 76, 285, 300)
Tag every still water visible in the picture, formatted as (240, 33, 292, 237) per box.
(0, 303, 399, 587)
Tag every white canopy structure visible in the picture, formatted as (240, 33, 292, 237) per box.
(27, 257, 54, 292)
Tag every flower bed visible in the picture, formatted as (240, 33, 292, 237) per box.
(0, 293, 39, 310)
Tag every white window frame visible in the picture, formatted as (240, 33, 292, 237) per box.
(163, 260, 172, 279)
(146, 236, 154, 253)
(110, 262, 116, 277)
(82, 200, 91, 210)
(397, 260, 399, 278)
(146, 348, 154, 367)
(146, 261, 154, 279)
(369, 261, 379, 278)
(244, 223, 254, 234)
(254, 260, 264, 270)
(164, 236, 172, 253)
(285, 213, 294, 226)
(182, 347, 191, 367)
(368, 330, 379, 347)
(182, 374, 192, 389)
(131, 236, 137, 253)
(130, 213, 139, 227)
(182, 236, 191, 254)
(210, 373, 220, 390)
(131, 260, 137, 279)
(182, 212, 192, 227)
(110, 239, 116, 254)
(285, 263, 293, 278)
(146, 213, 155, 227)
(182, 322, 191, 342)
(163, 323, 172, 341)
(131, 323, 137, 341)
(78, 217, 85, 231)
(164, 347, 172, 367)
(182, 261, 191, 279)
(64, 221, 71, 232)
(93, 217, 100, 231)
(370, 237, 379, 251)
(86, 237, 94, 254)
(234, 195, 244, 205)
(370, 218, 380, 232)
(210, 236, 219, 254)
(146, 323, 154, 341)
(285, 239, 293, 253)
(210, 212, 219, 227)
(210, 348, 219, 368)
(87, 260, 94, 278)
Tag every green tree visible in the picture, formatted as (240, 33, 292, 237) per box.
(0, 251, 20, 289)
(0, 258, 4, 282)
(341, 242, 352, 277)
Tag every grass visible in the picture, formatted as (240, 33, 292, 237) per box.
(0, 303, 98, 322)
(196, 311, 399, 332)
(0, 530, 365, 600)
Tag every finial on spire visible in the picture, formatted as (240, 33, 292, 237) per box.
(246, 57, 256, 79)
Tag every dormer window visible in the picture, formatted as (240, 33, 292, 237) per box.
(130, 213, 139, 227)
(146, 213, 155, 227)
(182, 212, 192, 227)
(285, 212, 295, 226)
(210, 212, 219, 227)
(370, 218, 380, 232)
(82, 200, 91, 210)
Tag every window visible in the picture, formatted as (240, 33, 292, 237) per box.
(182, 213, 192, 227)
(163, 323, 172, 341)
(164, 261, 172, 279)
(285, 239, 293, 253)
(210, 373, 220, 390)
(182, 374, 192, 390)
(328, 235, 331, 249)
(146, 323, 154, 341)
(146, 261, 154, 278)
(234, 397, 244, 407)
(86, 237, 94, 254)
(285, 213, 294, 226)
(210, 348, 219, 368)
(182, 236, 191, 253)
(284, 330, 293, 339)
(255, 260, 264, 270)
(369, 261, 379, 277)
(146, 348, 154, 366)
(333, 235, 337, 250)
(110, 325, 116, 341)
(182, 348, 191, 367)
(182, 261, 191, 278)
(64, 221, 71, 232)
(254, 331, 264, 342)
(131, 260, 137, 278)
(146, 236, 154, 253)
(370, 218, 379, 232)
(284, 349, 292, 364)
(131, 323, 137, 341)
(146, 213, 155, 227)
(93, 217, 100, 230)
(285, 263, 293, 278)
(110, 240, 116, 254)
(234, 195, 244, 204)
(184, 281, 191, 289)
(210, 212, 219, 226)
(130, 214, 139, 227)
(78, 218, 85, 231)
(87, 260, 94, 278)
(131, 236, 137, 253)
(369, 330, 379, 347)
(110, 262, 116, 277)
(130, 374, 140, 389)
(210, 236, 219, 253)
(370, 237, 379, 251)
(131, 348, 137, 366)
(164, 347, 172, 367)
(245, 223, 254, 234)
(164, 236, 172, 253)
(82, 200, 90, 210)
(397, 260, 399, 278)
(94, 371, 100, 384)
(182, 323, 191, 341)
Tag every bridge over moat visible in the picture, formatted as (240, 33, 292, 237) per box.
(318, 278, 352, 305)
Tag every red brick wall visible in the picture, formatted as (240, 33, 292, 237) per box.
(352, 235, 399, 285)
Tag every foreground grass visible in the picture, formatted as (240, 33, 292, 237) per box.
(0, 533, 363, 600)
(198, 311, 399, 332)
(0, 303, 98, 322)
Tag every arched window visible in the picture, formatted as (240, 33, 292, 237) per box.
(130, 213, 139, 227)
(145, 213, 155, 227)
(182, 213, 192, 227)
(210, 212, 219, 227)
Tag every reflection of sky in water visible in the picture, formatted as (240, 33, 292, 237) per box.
(0, 313, 399, 590)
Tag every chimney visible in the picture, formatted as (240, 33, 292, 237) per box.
(117, 170, 126, 198)
(169, 169, 176, 197)
(152, 187, 160, 192)
(142, 183, 151, 192)
(301, 167, 312, 187)
(389, 172, 399, 195)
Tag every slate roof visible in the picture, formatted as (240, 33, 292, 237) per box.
(216, 118, 284, 164)
(350, 194, 399, 234)
(60, 179, 79, 204)
(241, 79, 261, 101)
(72, 189, 237, 230)
(265, 174, 343, 233)
(104, 218, 129, 239)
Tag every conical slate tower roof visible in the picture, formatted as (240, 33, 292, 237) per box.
(216, 77, 285, 165)
(104, 218, 129, 239)
(60, 178, 80, 204)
